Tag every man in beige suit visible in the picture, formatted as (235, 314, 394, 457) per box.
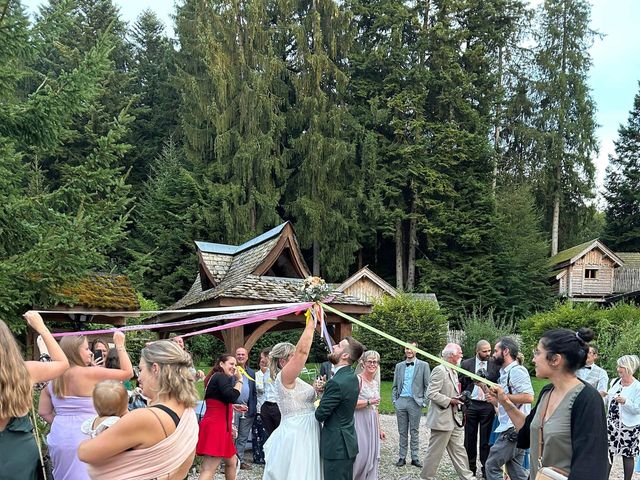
(420, 343, 475, 480)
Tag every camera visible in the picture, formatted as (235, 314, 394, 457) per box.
(476, 367, 488, 379)
(458, 390, 471, 404)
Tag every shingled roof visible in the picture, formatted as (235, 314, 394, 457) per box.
(169, 222, 370, 310)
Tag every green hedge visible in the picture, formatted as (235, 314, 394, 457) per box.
(353, 293, 448, 380)
(519, 302, 640, 374)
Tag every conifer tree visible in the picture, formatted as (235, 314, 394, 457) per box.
(283, 0, 359, 279)
(531, 0, 597, 255)
(603, 84, 640, 251)
(127, 10, 180, 187)
(0, 1, 128, 328)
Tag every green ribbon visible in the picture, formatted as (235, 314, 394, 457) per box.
(321, 303, 498, 388)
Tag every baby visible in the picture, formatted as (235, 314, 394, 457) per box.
(81, 380, 128, 438)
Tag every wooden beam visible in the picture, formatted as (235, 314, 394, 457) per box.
(244, 320, 282, 353)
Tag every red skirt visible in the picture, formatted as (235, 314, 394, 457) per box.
(196, 399, 237, 458)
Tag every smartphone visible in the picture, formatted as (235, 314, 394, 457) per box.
(94, 350, 103, 363)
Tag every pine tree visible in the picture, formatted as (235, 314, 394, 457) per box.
(0, 1, 128, 329)
(531, 0, 598, 255)
(127, 10, 180, 187)
(603, 84, 640, 251)
(283, 0, 360, 279)
(176, 0, 287, 245)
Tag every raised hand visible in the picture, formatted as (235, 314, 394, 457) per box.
(24, 311, 47, 334)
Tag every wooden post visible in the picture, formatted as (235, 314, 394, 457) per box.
(222, 323, 245, 354)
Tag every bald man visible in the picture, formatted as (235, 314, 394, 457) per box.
(420, 343, 474, 480)
(460, 340, 500, 478)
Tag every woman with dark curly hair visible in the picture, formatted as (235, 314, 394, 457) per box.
(491, 327, 608, 480)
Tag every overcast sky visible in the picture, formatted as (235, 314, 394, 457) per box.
(22, 0, 640, 195)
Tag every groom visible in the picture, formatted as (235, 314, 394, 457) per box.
(315, 336, 365, 480)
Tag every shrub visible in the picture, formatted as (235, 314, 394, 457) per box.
(518, 302, 638, 374)
(353, 293, 448, 380)
(460, 309, 516, 359)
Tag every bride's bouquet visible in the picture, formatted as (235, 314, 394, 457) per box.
(299, 276, 333, 302)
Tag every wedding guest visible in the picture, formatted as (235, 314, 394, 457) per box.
(0, 312, 69, 480)
(391, 341, 430, 467)
(577, 344, 609, 397)
(39, 331, 133, 480)
(196, 353, 243, 480)
(251, 348, 270, 464)
(420, 343, 474, 480)
(353, 350, 386, 480)
(459, 340, 500, 478)
(260, 347, 284, 437)
(81, 380, 128, 438)
(78, 340, 199, 479)
(233, 346, 257, 470)
(606, 354, 640, 480)
(491, 328, 608, 480)
(90, 339, 108, 367)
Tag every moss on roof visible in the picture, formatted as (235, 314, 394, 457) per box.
(616, 252, 640, 268)
(548, 239, 597, 267)
(57, 274, 140, 310)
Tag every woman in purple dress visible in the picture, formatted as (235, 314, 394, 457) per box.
(39, 331, 133, 480)
(353, 350, 386, 480)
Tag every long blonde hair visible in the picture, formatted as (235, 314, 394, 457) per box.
(141, 340, 198, 408)
(0, 320, 32, 418)
(53, 335, 87, 398)
(268, 342, 295, 380)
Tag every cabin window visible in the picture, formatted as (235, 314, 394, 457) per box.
(584, 268, 598, 279)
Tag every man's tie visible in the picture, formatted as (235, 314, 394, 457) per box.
(406, 362, 414, 367)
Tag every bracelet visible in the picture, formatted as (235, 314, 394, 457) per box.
(116, 347, 126, 352)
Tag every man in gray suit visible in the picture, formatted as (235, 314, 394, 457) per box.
(391, 341, 431, 468)
(420, 343, 475, 480)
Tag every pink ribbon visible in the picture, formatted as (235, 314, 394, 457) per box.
(180, 302, 314, 337)
(51, 303, 312, 338)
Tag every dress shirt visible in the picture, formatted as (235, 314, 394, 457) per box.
(400, 361, 416, 398)
(262, 368, 278, 403)
(496, 362, 533, 432)
(577, 363, 609, 393)
(237, 367, 250, 405)
(471, 357, 488, 401)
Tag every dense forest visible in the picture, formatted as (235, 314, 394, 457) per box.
(1, 0, 639, 329)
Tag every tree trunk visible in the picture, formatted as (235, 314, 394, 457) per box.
(492, 46, 503, 194)
(407, 215, 417, 291)
(395, 219, 404, 290)
(551, 181, 561, 256)
(313, 238, 320, 276)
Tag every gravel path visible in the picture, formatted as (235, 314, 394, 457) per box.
(193, 414, 635, 479)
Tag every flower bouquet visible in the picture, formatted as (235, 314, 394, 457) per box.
(299, 276, 333, 302)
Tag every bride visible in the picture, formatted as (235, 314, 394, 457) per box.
(262, 313, 322, 479)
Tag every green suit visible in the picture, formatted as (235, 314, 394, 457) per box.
(315, 365, 359, 480)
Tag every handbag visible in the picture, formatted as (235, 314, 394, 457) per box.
(534, 390, 568, 480)
(30, 406, 52, 480)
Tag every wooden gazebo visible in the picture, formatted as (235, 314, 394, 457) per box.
(144, 222, 372, 353)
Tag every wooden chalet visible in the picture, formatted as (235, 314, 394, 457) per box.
(336, 266, 438, 306)
(145, 222, 372, 352)
(547, 239, 640, 302)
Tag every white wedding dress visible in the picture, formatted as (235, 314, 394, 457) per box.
(262, 372, 323, 480)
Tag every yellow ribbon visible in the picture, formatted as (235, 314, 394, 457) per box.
(236, 365, 255, 382)
(321, 303, 498, 388)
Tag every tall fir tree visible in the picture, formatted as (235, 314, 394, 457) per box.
(283, 0, 359, 279)
(127, 10, 180, 188)
(176, 0, 287, 245)
(0, 1, 129, 329)
(531, 0, 598, 255)
(603, 83, 640, 251)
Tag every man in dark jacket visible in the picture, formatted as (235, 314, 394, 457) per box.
(459, 340, 500, 478)
(315, 336, 365, 480)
